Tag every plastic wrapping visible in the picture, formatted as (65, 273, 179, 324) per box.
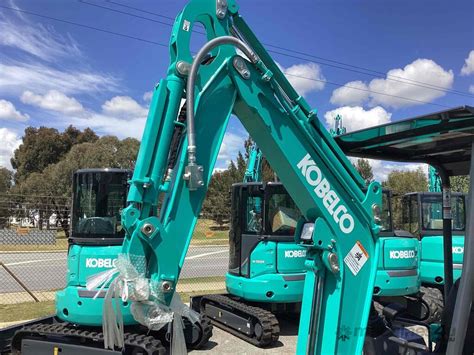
(102, 278, 124, 350)
(130, 301, 174, 331)
(86, 253, 200, 354)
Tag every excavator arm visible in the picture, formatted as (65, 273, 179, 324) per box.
(120, 1, 382, 353)
(243, 143, 263, 183)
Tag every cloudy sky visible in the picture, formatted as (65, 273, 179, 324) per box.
(0, 0, 473, 181)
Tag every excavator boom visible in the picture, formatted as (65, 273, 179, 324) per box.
(119, 1, 381, 353)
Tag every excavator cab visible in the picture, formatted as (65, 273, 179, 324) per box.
(70, 169, 130, 246)
(373, 190, 420, 298)
(401, 192, 466, 287)
(192, 182, 305, 347)
(56, 169, 134, 326)
(227, 181, 305, 304)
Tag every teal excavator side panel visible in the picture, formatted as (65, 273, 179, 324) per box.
(56, 244, 135, 326)
(373, 237, 420, 297)
(421, 235, 464, 285)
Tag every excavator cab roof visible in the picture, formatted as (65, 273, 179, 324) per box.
(335, 105, 474, 176)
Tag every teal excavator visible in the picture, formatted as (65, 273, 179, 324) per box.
(2, 1, 472, 354)
(192, 143, 306, 345)
(399, 166, 466, 312)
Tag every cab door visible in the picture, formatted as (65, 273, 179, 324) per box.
(263, 184, 307, 274)
(228, 183, 266, 277)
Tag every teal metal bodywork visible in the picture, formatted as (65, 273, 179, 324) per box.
(243, 144, 263, 183)
(420, 235, 464, 285)
(226, 273, 304, 303)
(227, 241, 306, 303)
(56, 245, 134, 326)
(116, 1, 381, 353)
(373, 236, 420, 297)
(227, 237, 306, 303)
(429, 166, 442, 193)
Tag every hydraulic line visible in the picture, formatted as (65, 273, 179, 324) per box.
(185, 36, 258, 167)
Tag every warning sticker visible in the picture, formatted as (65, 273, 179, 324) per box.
(183, 20, 191, 32)
(344, 241, 369, 276)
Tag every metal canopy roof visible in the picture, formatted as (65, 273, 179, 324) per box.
(335, 105, 474, 177)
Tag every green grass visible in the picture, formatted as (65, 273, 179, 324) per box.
(180, 276, 225, 285)
(179, 289, 226, 303)
(1, 286, 227, 323)
(0, 238, 68, 252)
(0, 301, 55, 323)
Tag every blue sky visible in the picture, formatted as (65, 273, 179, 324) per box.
(0, 0, 473, 180)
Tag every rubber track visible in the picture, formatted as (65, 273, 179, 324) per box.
(187, 315, 213, 349)
(198, 294, 279, 347)
(11, 322, 166, 355)
(420, 286, 444, 324)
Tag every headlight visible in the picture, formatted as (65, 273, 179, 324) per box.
(300, 222, 314, 241)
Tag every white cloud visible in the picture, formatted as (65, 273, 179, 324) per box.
(0, 3, 119, 96)
(143, 91, 153, 103)
(21, 90, 85, 115)
(368, 59, 453, 108)
(331, 59, 453, 109)
(372, 159, 428, 182)
(469, 85, 474, 94)
(0, 128, 21, 170)
(324, 106, 391, 133)
(0, 62, 120, 96)
(330, 80, 369, 106)
(280, 62, 325, 97)
(102, 96, 148, 118)
(0, 99, 29, 121)
(0, 5, 81, 62)
(216, 131, 246, 169)
(73, 113, 146, 139)
(461, 50, 474, 76)
(56, 96, 149, 139)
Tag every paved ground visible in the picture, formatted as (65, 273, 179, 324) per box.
(192, 317, 299, 355)
(1, 245, 229, 293)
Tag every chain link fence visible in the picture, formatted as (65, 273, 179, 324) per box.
(0, 194, 229, 317)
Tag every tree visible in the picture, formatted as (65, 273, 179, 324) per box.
(450, 175, 470, 193)
(0, 167, 13, 193)
(382, 168, 428, 227)
(202, 161, 239, 226)
(13, 136, 140, 236)
(11, 126, 98, 183)
(0, 167, 13, 228)
(353, 159, 374, 185)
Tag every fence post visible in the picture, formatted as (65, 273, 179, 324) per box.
(0, 261, 39, 302)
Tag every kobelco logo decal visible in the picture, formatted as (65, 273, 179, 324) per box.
(85, 258, 117, 268)
(285, 250, 307, 258)
(390, 250, 416, 259)
(452, 246, 464, 254)
(297, 154, 354, 234)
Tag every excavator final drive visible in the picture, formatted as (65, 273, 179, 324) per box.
(5, 0, 439, 354)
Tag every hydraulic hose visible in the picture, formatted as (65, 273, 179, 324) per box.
(185, 36, 258, 166)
